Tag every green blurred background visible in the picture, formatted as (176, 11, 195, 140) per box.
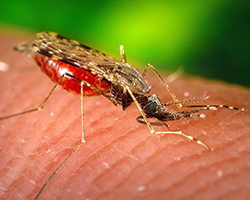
(0, 0, 249, 87)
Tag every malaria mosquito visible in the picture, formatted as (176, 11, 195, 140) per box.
(0, 32, 244, 199)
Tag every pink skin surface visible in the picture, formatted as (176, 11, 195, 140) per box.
(0, 31, 250, 200)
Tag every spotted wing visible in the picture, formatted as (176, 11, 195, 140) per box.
(32, 32, 120, 75)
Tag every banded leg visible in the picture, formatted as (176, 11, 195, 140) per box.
(181, 104, 245, 111)
(151, 101, 245, 150)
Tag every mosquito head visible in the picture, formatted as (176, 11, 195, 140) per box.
(140, 94, 165, 118)
(140, 94, 186, 122)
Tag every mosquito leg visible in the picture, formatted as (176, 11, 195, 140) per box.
(182, 104, 245, 111)
(126, 86, 155, 134)
(0, 73, 68, 120)
(66, 73, 119, 107)
(34, 142, 83, 199)
(80, 81, 86, 143)
(35, 75, 112, 199)
(142, 64, 182, 108)
(0, 72, 120, 121)
(126, 86, 210, 150)
(136, 115, 210, 150)
(35, 79, 88, 199)
(154, 129, 211, 150)
(163, 96, 209, 107)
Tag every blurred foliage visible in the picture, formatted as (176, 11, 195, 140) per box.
(0, 0, 249, 87)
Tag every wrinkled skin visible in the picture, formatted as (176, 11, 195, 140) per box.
(0, 31, 249, 200)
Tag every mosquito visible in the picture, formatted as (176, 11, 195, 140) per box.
(0, 32, 244, 199)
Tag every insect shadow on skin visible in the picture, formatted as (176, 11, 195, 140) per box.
(0, 32, 244, 199)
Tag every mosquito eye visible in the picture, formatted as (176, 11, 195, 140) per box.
(144, 102, 157, 115)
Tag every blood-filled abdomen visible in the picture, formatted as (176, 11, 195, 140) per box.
(33, 53, 111, 96)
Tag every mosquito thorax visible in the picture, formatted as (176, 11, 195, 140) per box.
(111, 64, 151, 95)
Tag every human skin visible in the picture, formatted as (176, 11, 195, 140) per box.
(0, 31, 249, 200)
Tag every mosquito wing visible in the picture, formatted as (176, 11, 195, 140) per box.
(32, 32, 120, 75)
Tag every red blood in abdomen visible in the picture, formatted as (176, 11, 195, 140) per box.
(33, 53, 111, 96)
